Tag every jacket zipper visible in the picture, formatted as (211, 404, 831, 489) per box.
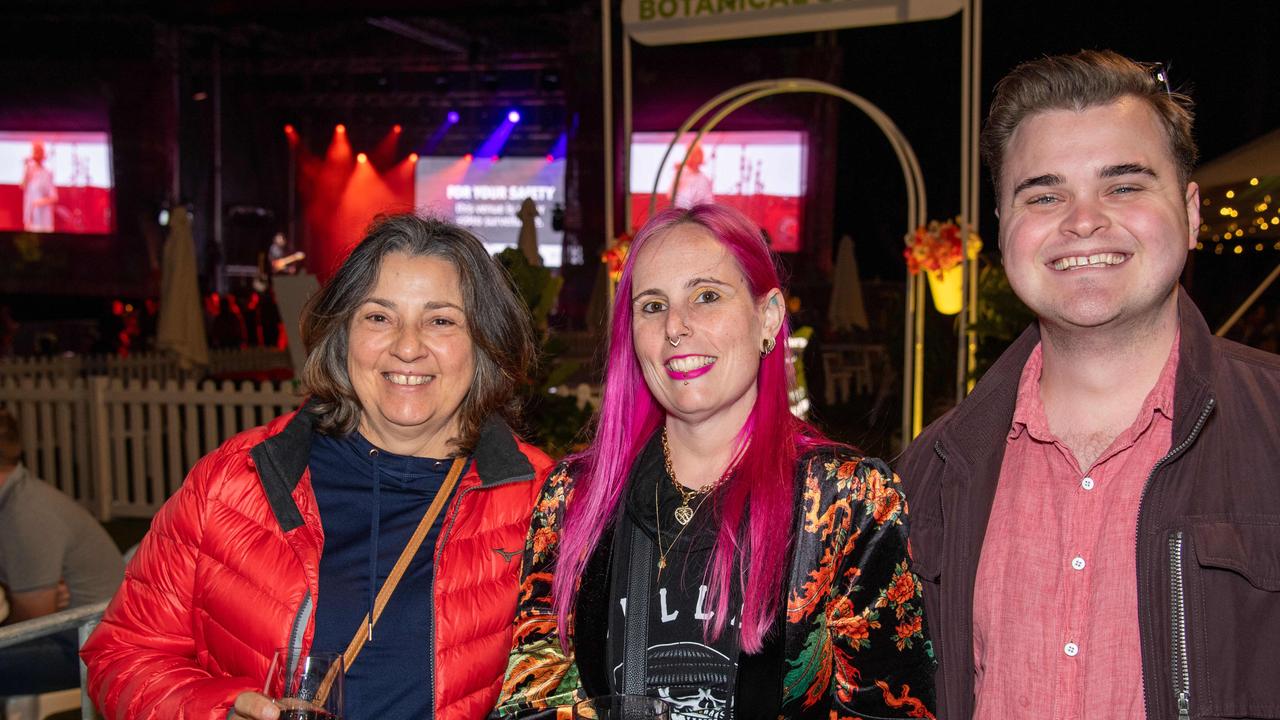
(928, 441, 949, 680)
(1136, 397, 1214, 720)
(428, 469, 531, 714)
(1168, 532, 1190, 720)
(285, 589, 314, 684)
(428, 476, 482, 716)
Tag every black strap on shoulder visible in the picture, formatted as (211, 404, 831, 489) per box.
(622, 522, 652, 696)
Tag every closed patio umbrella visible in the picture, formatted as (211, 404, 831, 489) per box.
(828, 233, 870, 332)
(156, 208, 209, 371)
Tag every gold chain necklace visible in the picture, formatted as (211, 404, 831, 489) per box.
(661, 428, 726, 525)
(654, 471, 712, 577)
(655, 428, 729, 577)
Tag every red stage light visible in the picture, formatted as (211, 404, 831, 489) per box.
(284, 124, 296, 135)
(491, 155, 499, 162)
(356, 152, 368, 164)
(464, 153, 473, 162)
(409, 153, 419, 162)
(336, 124, 346, 134)
(546, 154, 554, 162)
(393, 124, 402, 133)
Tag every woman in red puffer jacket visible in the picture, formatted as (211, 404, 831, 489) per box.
(81, 214, 554, 720)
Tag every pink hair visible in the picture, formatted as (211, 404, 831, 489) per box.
(552, 204, 827, 653)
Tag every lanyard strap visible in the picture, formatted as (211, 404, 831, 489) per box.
(317, 455, 468, 702)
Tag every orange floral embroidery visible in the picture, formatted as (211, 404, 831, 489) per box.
(896, 615, 923, 642)
(531, 526, 557, 558)
(835, 460, 858, 480)
(865, 471, 902, 525)
(886, 568, 918, 606)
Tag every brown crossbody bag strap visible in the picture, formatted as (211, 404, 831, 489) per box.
(316, 455, 468, 703)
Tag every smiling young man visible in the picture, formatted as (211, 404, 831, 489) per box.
(898, 50, 1280, 720)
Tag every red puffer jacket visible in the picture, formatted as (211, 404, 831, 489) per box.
(81, 406, 553, 720)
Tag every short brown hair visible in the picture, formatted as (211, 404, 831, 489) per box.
(299, 214, 537, 455)
(981, 49, 1198, 202)
(0, 408, 21, 466)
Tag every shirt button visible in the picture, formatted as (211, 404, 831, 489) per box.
(1072, 556, 1086, 571)
(1064, 642, 1079, 657)
(1081, 477, 1095, 490)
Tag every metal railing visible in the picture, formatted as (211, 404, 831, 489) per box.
(0, 600, 108, 720)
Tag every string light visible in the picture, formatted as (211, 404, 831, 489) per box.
(1249, 177, 1260, 186)
(1226, 190, 1236, 199)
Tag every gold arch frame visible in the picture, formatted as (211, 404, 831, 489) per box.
(644, 79, 930, 444)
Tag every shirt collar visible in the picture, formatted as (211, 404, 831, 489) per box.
(0, 463, 29, 508)
(1009, 330, 1181, 443)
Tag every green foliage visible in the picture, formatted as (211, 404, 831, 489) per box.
(969, 259, 1035, 381)
(496, 248, 593, 458)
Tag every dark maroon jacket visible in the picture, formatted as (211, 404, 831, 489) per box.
(898, 289, 1280, 720)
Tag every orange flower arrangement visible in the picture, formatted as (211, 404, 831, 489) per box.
(904, 219, 981, 275)
(601, 232, 632, 282)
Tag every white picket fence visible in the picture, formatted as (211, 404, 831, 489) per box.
(0, 347, 291, 385)
(0, 375, 302, 520)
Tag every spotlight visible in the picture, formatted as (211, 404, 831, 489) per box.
(409, 153, 419, 162)
(357, 152, 368, 163)
(447, 111, 460, 124)
(464, 153, 473, 162)
(546, 154, 554, 163)
(283, 124, 296, 135)
(491, 155, 499, 162)
(336, 124, 346, 134)
(393, 124, 402, 133)
(507, 110, 521, 123)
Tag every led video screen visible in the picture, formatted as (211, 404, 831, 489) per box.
(414, 156, 567, 266)
(0, 130, 114, 234)
(630, 130, 806, 252)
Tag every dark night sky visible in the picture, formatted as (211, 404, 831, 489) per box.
(825, 0, 1280, 324)
(2, 0, 1277, 328)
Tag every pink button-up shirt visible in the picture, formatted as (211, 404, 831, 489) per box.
(972, 336, 1179, 720)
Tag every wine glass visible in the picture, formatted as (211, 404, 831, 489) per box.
(263, 649, 344, 720)
(572, 694, 672, 720)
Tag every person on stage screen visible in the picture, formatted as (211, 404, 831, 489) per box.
(81, 214, 555, 720)
(493, 204, 935, 720)
(671, 143, 714, 209)
(21, 141, 57, 233)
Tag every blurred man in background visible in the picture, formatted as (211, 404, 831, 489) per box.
(0, 408, 123, 696)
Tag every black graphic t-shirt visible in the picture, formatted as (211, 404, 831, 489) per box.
(607, 433, 742, 720)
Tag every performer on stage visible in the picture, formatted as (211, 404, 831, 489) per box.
(267, 231, 304, 274)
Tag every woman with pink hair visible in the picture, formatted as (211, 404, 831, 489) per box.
(493, 204, 935, 719)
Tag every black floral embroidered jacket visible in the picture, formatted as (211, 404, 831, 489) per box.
(493, 447, 937, 719)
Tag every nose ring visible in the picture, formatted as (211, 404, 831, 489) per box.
(667, 336, 681, 348)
